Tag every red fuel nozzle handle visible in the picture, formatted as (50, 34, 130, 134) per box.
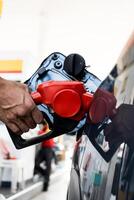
(8, 80, 94, 149)
(31, 80, 94, 120)
(8, 81, 117, 150)
(31, 91, 42, 104)
(31, 81, 117, 123)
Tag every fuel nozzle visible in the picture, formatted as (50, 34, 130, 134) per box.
(31, 81, 117, 124)
(31, 80, 93, 120)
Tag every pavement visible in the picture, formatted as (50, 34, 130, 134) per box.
(0, 137, 75, 200)
(31, 153, 72, 200)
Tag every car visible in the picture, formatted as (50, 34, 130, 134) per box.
(67, 31, 134, 200)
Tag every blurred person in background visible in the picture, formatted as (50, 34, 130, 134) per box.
(34, 121, 55, 191)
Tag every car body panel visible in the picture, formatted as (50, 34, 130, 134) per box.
(67, 31, 134, 200)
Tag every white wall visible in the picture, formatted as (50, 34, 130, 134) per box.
(0, 0, 43, 79)
(38, 0, 134, 79)
(0, 0, 134, 80)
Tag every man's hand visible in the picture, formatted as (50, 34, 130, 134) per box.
(104, 104, 134, 149)
(0, 77, 43, 134)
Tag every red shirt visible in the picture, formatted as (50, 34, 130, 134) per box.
(38, 129, 55, 148)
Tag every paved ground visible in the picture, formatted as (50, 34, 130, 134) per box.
(31, 154, 72, 200)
